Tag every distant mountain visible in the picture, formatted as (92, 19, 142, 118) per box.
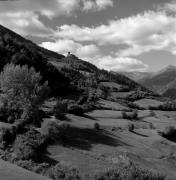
(118, 71, 153, 81)
(139, 65, 176, 98)
(0, 24, 155, 101)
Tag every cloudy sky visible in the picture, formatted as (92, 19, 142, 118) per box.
(0, 0, 176, 72)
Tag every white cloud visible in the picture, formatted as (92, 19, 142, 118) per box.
(40, 39, 100, 59)
(54, 10, 176, 56)
(0, 0, 114, 18)
(0, 11, 53, 37)
(40, 39, 148, 72)
(83, 0, 113, 11)
(96, 56, 148, 72)
(0, 0, 114, 36)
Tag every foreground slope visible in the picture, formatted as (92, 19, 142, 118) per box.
(0, 159, 51, 180)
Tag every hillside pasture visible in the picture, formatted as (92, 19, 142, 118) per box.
(134, 98, 164, 109)
(43, 108, 176, 178)
(100, 81, 121, 89)
(96, 99, 129, 111)
(110, 91, 134, 99)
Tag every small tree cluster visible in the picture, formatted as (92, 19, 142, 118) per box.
(149, 102, 176, 111)
(41, 120, 70, 145)
(54, 99, 85, 119)
(0, 64, 49, 125)
(47, 162, 81, 180)
(14, 129, 47, 160)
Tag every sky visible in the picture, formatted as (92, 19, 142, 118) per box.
(0, 0, 176, 72)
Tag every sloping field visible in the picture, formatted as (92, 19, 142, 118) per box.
(0, 159, 51, 180)
(100, 81, 121, 89)
(97, 99, 129, 111)
(134, 98, 164, 109)
(110, 91, 133, 99)
(44, 109, 176, 178)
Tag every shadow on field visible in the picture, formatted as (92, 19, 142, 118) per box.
(82, 114, 98, 121)
(57, 127, 130, 151)
(133, 131, 149, 137)
(35, 153, 58, 165)
(165, 136, 176, 143)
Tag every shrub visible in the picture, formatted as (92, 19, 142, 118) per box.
(47, 162, 81, 180)
(127, 102, 144, 110)
(122, 110, 138, 120)
(41, 121, 70, 144)
(0, 128, 12, 146)
(150, 110, 156, 117)
(94, 123, 100, 130)
(67, 104, 84, 116)
(14, 129, 47, 160)
(127, 123, 134, 132)
(161, 126, 176, 138)
(0, 64, 49, 124)
(54, 100, 68, 120)
(149, 123, 155, 130)
(16, 160, 50, 175)
(122, 111, 127, 119)
(90, 161, 166, 180)
(7, 116, 14, 124)
(41, 121, 60, 141)
(13, 119, 27, 134)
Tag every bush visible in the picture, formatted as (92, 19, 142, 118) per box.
(122, 110, 138, 120)
(149, 102, 176, 111)
(41, 121, 60, 141)
(127, 102, 144, 110)
(41, 121, 70, 144)
(54, 100, 68, 120)
(0, 126, 16, 147)
(90, 161, 166, 180)
(47, 162, 81, 180)
(67, 104, 84, 116)
(16, 160, 50, 175)
(149, 123, 155, 130)
(127, 123, 134, 132)
(14, 129, 47, 160)
(150, 110, 156, 117)
(161, 126, 176, 138)
(94, 123, 100, 130)
(122, 111, 127, 119)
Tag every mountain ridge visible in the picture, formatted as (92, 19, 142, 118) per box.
(139, 65, 176, 98)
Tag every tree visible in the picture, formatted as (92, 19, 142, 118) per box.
(0, 64, 49, 124)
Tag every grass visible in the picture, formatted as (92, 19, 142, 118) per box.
(2, 98, 176, 179)
(40, 107, 176, 178)
(0, 159, 51, 180)
(134, 99, 164, 109)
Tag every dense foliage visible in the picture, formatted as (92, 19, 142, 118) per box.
(0, 64, 48, 124)
(14, 129, 47, 160)
(90, 163, 166, 180)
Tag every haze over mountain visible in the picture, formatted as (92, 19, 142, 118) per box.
(118, 71, 153, 81)
(139, 65, 176, 98)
